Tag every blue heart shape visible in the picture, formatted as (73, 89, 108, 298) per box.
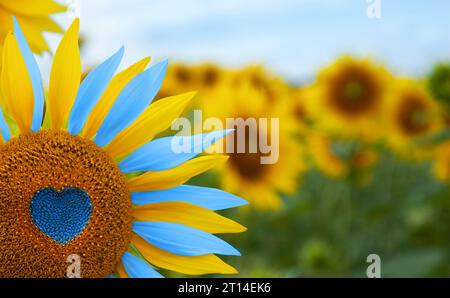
(30, 187, 93, 245)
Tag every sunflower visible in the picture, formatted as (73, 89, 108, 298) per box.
(384, 79, 443, 159)
(231, 65, 291, 104)
(289, 86, 316, 134)
(156, 63, 229, 101)
(197, 63, 226, 89)
(307, 133, 346, 178)
(0, 0, 65, 57)
(306, 132, 378, 180)
(307, 56, 391, 141)
(202, 81, 304, 210)
(432, 141, 450, 182)
(0, 18, 247, 278)
(159, 64, 197, 99)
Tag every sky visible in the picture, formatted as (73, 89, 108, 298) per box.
(39, 0, 450, 83)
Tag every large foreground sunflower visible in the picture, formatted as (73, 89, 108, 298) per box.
(0, 18, 247, 278)
(0, 0, 65, 56)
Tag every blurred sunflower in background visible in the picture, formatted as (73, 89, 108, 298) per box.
(384, 79, 443, 159)
(156, 63, 229, 101)
(306, 132, 377, 182)
(159, 64, 304, 210)
(0, 0, 66, 56)
(231, 66, 292, 104)
(200, 80, 304, 211)
(289, 87, 312, 133)
(427, 64, 450, 181)
(306, 133, 347, 178)
(433, 141, 450, 182)
(307, 56, 391, 141)
(231, 66, 299, 135)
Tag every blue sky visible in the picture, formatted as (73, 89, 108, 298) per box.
(41, 0, 450, 83)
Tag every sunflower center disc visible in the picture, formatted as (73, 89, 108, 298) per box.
(30, 187, 93, 245)
(0, 130, 132, 278)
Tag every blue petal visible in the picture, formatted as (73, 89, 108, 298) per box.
(68, 47, 124, 135)
(131, 185, 248, 211)
(0, 107, 11, 141)
(119, 129, 233, 172)
(133, 222, 241, 256)
(94, 60, 168, 147)
(13, 17, 45, 132)
(121, 251, 163, 278)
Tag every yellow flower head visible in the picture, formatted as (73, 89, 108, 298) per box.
(0, 0, 66, 55)
(307, 56, 391, 141)
(307, 132, 378, 180)
(157, 63, 230, 101)
(197, 63, 226, 89)
(384, 78, 443, 159)
(433, 141, 450, 182)
(231, 65, 291, 104)
(307, 132, 347, 178)
(202, 79, 305, 211)
(289, 86, 316, 134)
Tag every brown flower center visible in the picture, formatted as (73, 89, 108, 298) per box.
(327, 66, 381, 116)
(202, 67, 220, 87)
(174, 66, 192, 84)
(227, 124, 270, 181)
(0, 130, 131, 278)
(396, 95, 431, 135)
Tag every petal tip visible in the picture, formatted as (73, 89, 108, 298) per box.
(70, 18, 80, 32)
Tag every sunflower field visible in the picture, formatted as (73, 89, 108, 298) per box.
(154, 59, 450, 277)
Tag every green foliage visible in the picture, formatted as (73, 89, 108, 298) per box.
(204, 150, 450, 277)
(428, 62, 450, 104)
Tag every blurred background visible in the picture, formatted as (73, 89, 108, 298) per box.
(44, 0, 450, 277)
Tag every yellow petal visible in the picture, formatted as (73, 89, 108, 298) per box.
(127, 155, 228, 191)
(0, 0, 67, 16)
(105, 92, 195, 159)
(0, 11, 9, 67)
(0, 10, 13, 41)
(0, 44, 5, 106)
(17, 15, 63, 33)
(0, 120, 4, 143)
(116, 260, 128, 278)
(131, 233, 238, 275)
(12, 18, 49, 53)
(132, 202, 246, 234)
(1, 32, 34, 133)
(47, 19, 81, 130)
(82, 57, 151, 139)
(0, 14, 63, 54)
